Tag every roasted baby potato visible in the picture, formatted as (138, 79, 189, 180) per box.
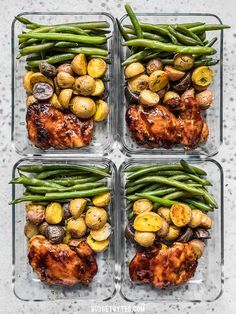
(24, 222, 39, 239)
(85, 207, 108, 230)
(188, 209, 203, 228)
(200, 214, 212, 229)
(173, 72, 191, 94)
(67, 217, 87, 238)
(33, 82, 54, 101)
(50, 93, 64, 110)
(71, 96, 96, 118)
(74, 75, 96, 96)
(58, 88, 73, 109)
(45, 202, 63, 224)
(164, 225, 181, 241)
(94, 100, 109, 122)
(192, 66, 213, 87)
(86, 234, 109, 252)
(146, 58, 163, 75)
(133, 199, 153, 215)
(181, 88, 195, 101)
(87, 58, 107, 78)
(63, 230, 72, 244)
(139, 89, 160, 107)
(173, 53, 195, 71)
(45, 225, 66, 244)
(23, 71, 34, 93)
(69, 198, 87, 218)
(90, 222, 111, 241)
(156, 219, 169, 238)
(53, 77, 61, 95)
(133, 212, 163, 232)
(128, 74, 149, 94)
(170, 203, 192, 227)
(38, 221, 49, 236)
(148, 70, 169, 92)
(71, 54, 87, 75)
(26, 205, 45, 225)
(57, 71, 75, 89)
(125, 62, 145, 79)
(26, 95, 38, 107)
(92, 192, 111, 207)
(57, 63, 75, 76)
(134, 231, 156, 247)
(91, 79, 105, 96)
(39, 62, 57, 78)
(189, 239, 205, 258)
(164, 65, 185, 81)
(196, 90, 214, 110)
(30, 72, 54, 88)
(62, 203, 72, 220)
(163, 91, 180, 104)
(157, 207, 172, 224)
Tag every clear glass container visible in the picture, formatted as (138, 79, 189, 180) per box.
(11, 13, 117, 156)
(12, 157, 118, 301)
(118, 157, 223, 302)
(117, 14, 223, 157)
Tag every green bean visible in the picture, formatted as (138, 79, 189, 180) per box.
(125, 29, 169, 42)
(15, 16, 33, 25)
(124, 39, 216, 55)
(127, 187, 177, 201)
(181, 198, 214, 211)
(18, 32, 107, 45)
(163, 191, 195, 200)
(10, 176, 63, 189)
(194, 58, 219, 67)
(49, 176, 101, 186)
(26, 182, 105, 194)
(169, 174, 211, 186)
(128, 212, 134, 220)
(142, 52, 162, 61)
(50, 25, 89, 35)
(168, 26, 202, 46)
(124, 22, 205, 29)
(142, 183, 162, 192)
(27, 53, 75, 67)
(55, 41, 78, 48)
(35, 169, 82, 180)
(205, 37, 218, 47)
(116, 18, 130, 41)
(189, 24, 230, 33)
(174, 25, 203, 44)
(153, 202, 161, 210)
(126, 183, 149, 195)
(127, 164, 206, 180)
(25, 21, 110, 30)
(18, 42, 55, 57)
(87, 55, 111, 63)
(167, 28, 179, 44)
(180, 159, 197, 175)
(125, 202, 133, 211)
(136, 193, 179, 207)
(122, 50, 152, 66)
(19, 38, 40, 48)
(198, 32, 206, 42)
(124, 164, 157, 172)
(199, 188, 218, 208)
(125, 4, 143, 38)
(53, 47, 108, 56)
(10, 187, 110, 205)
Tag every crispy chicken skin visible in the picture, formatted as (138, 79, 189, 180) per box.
(126, 98, 206, 150)
(26, 103, 94, 149)
(28, 236, 97, 286)
(129, 243, 198, 288)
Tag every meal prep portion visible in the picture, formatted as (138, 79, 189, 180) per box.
(16, 17, 111, 150)
(10, 164, 112, 286)
(118, 4, 230, 150)
(123, 160, 217, 288)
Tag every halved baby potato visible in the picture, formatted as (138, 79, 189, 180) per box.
(134, 231, 155, 247)
(90, 222, 111, 241)
(71, 54, 87, 75)
(87, 58, 107, 78)
(192, 66, 213, 87)
(85, 207, 108, 230)
(91, 79, 105, 96)
(139, 89, 160, 107)
(87, 234, 109, 252)
(128, 74, 149, 94)
(23, 71, 34, 93)
(30, 72, 54, 89)
(133, 199, 153, 215)
(50, 93, 64, 110)
(71, 96, 96, 119)
(59, 88, 73, 109)
(124, 62, 145, 79)
(188, 209, 203, 228)
(94, 100, 109, 122)
(92, 192, 111, 207)
(133, 212, 163, 232)
(170, 203, 192, 227)
(148, 70, 169, 92)
(164, 65, 185, 81)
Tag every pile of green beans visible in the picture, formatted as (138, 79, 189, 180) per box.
(9, 164, 111, 205)
(124, 160, 218, 219)
(16, 16, 111, 68)
(118, 4, 230, 66)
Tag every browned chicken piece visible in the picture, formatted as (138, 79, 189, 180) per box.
(26, 103, 94, 149)
(129, 243, 198, 288)
(28, 236, 97, 286)
(126, 98, 207, 150)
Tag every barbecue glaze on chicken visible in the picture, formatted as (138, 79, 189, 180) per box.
(129, 242, 198, 288)
(126, 98, 208, 150)
(26, 103, 93, 149)
(28, 236, 97, 286)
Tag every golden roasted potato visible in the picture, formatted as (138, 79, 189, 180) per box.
(189, 239, 205, 258)
(57, 63, 74, 76)
(148, 70, 169, 92)
(26, 205, 45, 225)
(58, 88, 73, 109)
(124, 62, 145, 78)
(134, 231, 155, 247)
(90, 222, 111, 241)
(71, 96, 96, 118)
(69, 198, 87, 218)
(63, 230, 72, 244)
(71, 54, 87, 75)
(192, 66, 213, 87)
(157, 207, 172, 224)
(170, 203, 192, 227)
(146, 58, 163, 75)
(24, 222, 39, 239)
(163, 91, 180, 104)
(56, 71, 75, 89)
(91, 79, 105, 96)
(164, 65, 185, 81)
(128, 74, 149, 94)
(23, 71, 34, 93)
(86, 234, 109, 252)
(133, 199, 153, 215)
(45, 202, 63, 224)
(85, 207, 108, 230)
(139, 89, 160, 107)
(133, 212, 163, 232)
(94, 100, 109, 122)
(200, 214, 212, 229)
(92, 192, 111, 207)
(87, 58, 107, 78)
(29, 72, 54, 88)
(50, 93, 64, 110)
(53, 77, 61, 95)
(196, 90, 214, 110)
(26, 95, 37, 107)
(188, 209, 203, 228)
(67, 217, 87, 238)
(173, 53, 195, 71)
(156, 218, 169, 238)
(74, 75, 96, 96)
(164, 225, 181, 241)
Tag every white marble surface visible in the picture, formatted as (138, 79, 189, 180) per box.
(0, 0, 236, 313)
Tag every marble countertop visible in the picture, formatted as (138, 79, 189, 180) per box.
(0, 0, 236, 313)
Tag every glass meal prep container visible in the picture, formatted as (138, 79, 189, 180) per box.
(12, 157, 118, 301)
(118, 157, 223, 302)
(117, 13, 223, 157)
(11, 12, 116, 156)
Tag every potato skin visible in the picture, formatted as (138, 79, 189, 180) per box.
(94, 100, 109, 122)
(67, 217, 87, 238)
(30, 72, 54, 88)
(57, 63, 74, 76)
(189, 239, 205, 258)
(173, 53, 194, 71)
(90, 222, 111, 241)
(181, 88, 195, 102)
(200, 214, 212, 229)
(92, 192, 111, 207)
(24, 222, 39, 239)
(26, 206, 45, 225)
(50, 93, 64, 110)
(163, 91, 180, 104)
(134, 231, 155, 247)
(164, 65, 185, 81)
(133, 199, 153, 215)
(26, 95, 38, 107)
(164, 225, 181, 241)
(170, 203, 192, 227)
(71, 54, 87, 75)
(69, 198, 87, 218)
(87, 58, 107, 78)
(128, 74, 149, 94)
(86, 234, 109, 252)
(196, 90, 214, 110)
(146, 58, 163, 75)
(71, 96, 96, 119)
(188, 209, 203, 228)
(85, 207, 108, 230)
(91, 79, 105, 97)
(157, 207, 172, 224)
(139, 89, 160, 107)
(133, 212, 163, 232)
(57, 71, 75, 89)
(23, 71, 34, 93)
(148, 70, 169, 92)
(74, 75, 96, 96)
(156, 219, 169, 238)
(58, 88, 73, 109)
(125, 62, 145, 78)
